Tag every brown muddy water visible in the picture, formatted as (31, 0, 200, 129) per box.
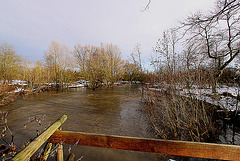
(0, 85, 176, 161)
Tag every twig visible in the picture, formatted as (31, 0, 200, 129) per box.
(141, 0, 151, 12)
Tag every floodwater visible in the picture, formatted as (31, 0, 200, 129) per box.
(1, 85, 175, 161)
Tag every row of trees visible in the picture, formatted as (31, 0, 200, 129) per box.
(74, 43, 145, 87)
(73, 43, 123, 87)
(0, 41, 144, 89)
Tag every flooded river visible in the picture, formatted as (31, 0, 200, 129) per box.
(1, 85, 175, 161)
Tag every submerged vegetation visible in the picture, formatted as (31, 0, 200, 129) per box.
(143, 70, 219, 142)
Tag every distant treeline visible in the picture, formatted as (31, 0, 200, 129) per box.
(0, 41, 144, 89)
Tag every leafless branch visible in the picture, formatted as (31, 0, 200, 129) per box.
(141, 0, 151, 12)
(177, 0, 240, 77)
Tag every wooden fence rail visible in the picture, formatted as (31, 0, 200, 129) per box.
(11, 115, 67, 161)
(48, 130, 240, 161)
(10, 115, 240, 161)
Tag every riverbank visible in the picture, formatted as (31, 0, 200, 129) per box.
(142, 82, 240, 144)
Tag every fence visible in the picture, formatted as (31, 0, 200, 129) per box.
(11, 115, 240, 161)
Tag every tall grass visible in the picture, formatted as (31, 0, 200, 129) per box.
(143, 68, 218, 142)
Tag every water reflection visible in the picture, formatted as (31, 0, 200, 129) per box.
(1, 85, 176, 161)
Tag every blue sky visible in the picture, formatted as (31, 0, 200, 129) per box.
(0, 0, 215, 67)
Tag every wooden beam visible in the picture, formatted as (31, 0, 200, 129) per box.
(11, 115, 67, 161)
(48, 131, 240, 161)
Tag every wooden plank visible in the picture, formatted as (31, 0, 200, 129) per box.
(48, 130, 240, 161)
(11, 115, 67, 161)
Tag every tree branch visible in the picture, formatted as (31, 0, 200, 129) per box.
(141, 0, 151, 12)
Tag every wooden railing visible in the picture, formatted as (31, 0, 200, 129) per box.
(11, 115, 67, 161)
(11, 115, 240, 161)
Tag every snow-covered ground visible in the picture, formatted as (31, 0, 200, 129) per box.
(9, 80, 28, 86)
(68, 80, 89, 88)
(148, 83, 240, 112)
(13, 87, 24, 93)
(180, 84, 239, 111)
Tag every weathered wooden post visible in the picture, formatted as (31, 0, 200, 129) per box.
(56, 127, 64, 161)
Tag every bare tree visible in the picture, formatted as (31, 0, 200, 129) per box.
(154, 30, 179, 83)
(73, 43, 123, 88)
(101, 43, 123, 85)
(44, 41, 61, 86)
(73, 44, 88, 73)
(131, 43, 142, 72)
(180, 0, 240, 78)
(44, 41, 71, 89)
(131, 43, 144, 82)
(0, 43, 21, 82)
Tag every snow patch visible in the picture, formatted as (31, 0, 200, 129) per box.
(148, 83, 240, 112)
